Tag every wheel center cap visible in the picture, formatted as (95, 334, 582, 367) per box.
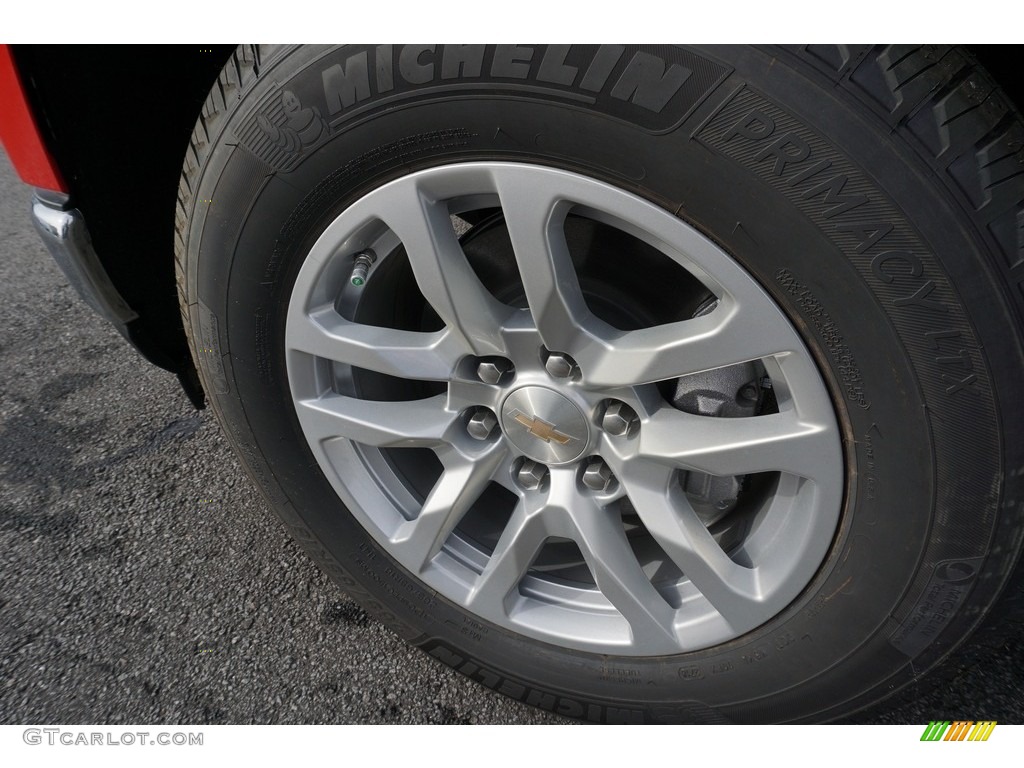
(501, 386, 589, 465)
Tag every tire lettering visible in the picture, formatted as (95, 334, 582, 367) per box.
(579, 44, 624, 93)
(322, 51, 371, 113)
(925, 329, 963, 350)
(609, 51, 693, 112)
(742, 646, 768, 664)
(773, 631, 797, 650)
(699, 90, 986, 397)
(942, 371, 978, 395)
(677, 665, 705, 680)
(255, 308, 272, 384)
(524, 688, 557, 711)
(351, 542, 436, 621)
(196, 301, 229, 395)
(398, 45, 435, 85)
(890, 557, 983, 656)
(934, 561, 978, 585)
(556, 698, 584, 718)
(786, 158, 832, 187)
(836, 219, 893, 253)
(776, 269, 871, 409)
(441, 44, 485, 79)
(600, 666, 645, 686)
(270, 45, 727, 136)
(428, 644, 462, 667)
(537, 44, 578, 86)
(754, 131, 811, 176)
(863, 426, 879, 504)
(892, 279, 947, 313)
(871, 250, 923, 283)
(375, 44, 394, 93)
(490, 44, 533, 79)
(722, 108, 775, 142)
(801, 173, 869, 218)
(924, 330, 978, 386)
(322, 43, 684, 112)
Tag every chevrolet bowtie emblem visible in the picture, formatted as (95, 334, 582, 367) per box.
(510, 410, 577, 445)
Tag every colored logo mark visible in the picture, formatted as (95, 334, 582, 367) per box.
(920, 721, 997, 741)
(510, 410, 576, 445)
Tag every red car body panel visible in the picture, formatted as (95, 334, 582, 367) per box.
(0, 44, 66, 193)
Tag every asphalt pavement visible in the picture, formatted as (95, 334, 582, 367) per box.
(0, 147, 1020, 725)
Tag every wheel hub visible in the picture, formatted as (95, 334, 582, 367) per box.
(500, 386, 590, 465)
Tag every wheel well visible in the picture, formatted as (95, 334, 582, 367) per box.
(11, 44, 237, 405)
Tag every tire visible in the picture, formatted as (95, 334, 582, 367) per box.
(175, 45, 1024, 723)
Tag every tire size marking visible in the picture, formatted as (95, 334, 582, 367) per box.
(678, 665, 704, 680)
(711, 661, 734, 675)
(863, 425, 879, 509)
(196, 301, 229, 396)
(696, 87, 985, 401)
(775, 268, 870, 409)
(350, 541, 436, 625)
(444, 616, 491, 643)
(773, 631, 797, 650)
(599, 666, 644, 686)
(741, 646, 768, 664)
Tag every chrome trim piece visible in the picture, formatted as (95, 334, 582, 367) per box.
(31, 191, 138, 327)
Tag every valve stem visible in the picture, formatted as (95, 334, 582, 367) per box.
(350, 249, 377, 287)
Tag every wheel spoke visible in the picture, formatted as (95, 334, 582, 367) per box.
(471, 468, 679, 649)
(576, 301, 796, 387)
(467, 493, 549, 611)
(290, 308, 460, 380)
(377, 180, 512, 355)
(390, 447, 508, 573)
(496, 178, 606, 352)
(569, 503, 679, 650)
(611, 458, 763, 628)
(495, 177, 796, 387)
(638, 405, 835, 480)
(293, 393, 456, 448)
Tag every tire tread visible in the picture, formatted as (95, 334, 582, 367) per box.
(785, 45, 1024, 308)
(174, 45, 279, 402)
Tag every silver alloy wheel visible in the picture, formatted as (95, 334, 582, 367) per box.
(284, 162, 843, 655)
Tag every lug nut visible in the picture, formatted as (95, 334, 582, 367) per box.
(601, 401, 638, 437)
(543, 350, 579, 379)
(516, 460, 549, 491)
(476, 357, 513, 385)
(582, 457, 615, 492)
(466, 408, 498, 441)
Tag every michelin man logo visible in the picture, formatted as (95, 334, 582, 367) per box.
(256, 90, 328, 154)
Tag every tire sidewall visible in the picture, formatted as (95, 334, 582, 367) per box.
(185, 45, 1021, 722)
